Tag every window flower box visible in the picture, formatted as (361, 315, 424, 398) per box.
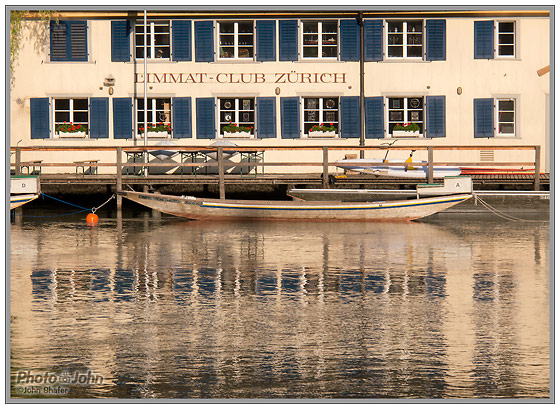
(309, 131, 337, 138)
(224, 131, 252, 138)
(147, 131, 170, 138)
(392, 130, 420, 137)
(57, 131, 87, 138)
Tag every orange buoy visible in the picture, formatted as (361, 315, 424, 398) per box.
(86, 213, 99, 225)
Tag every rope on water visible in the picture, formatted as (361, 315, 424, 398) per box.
(473, 193, 548, 223)
(17, 193, 116, 219)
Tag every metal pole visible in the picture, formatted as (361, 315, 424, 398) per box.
(358, 12, 365, 159)
(427, 147, 434, 184)
(143, 10, 148, 176)
(534, 145, 541, 191)
(15, 147, 21, 175)
(116, 147, 123, 209)
(322, 147, 329, 188)
(218, 147, 225, 199)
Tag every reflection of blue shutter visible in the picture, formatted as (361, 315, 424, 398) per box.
(111, 21, 131, 62)
(280, 97, 300, 139)
(340, 96, 360, 139)
(113, 98, 132, 139)
(474, 20, 494, 59)
(365, 97, 384, 139)
(425, 20, 446, 61)
(340, 19, 360, 61)
(279, 20, 298, 61)
(173, 97, 192, 138)
(257, 97, 276, 139)
(474, 98, 494, 138)
(196, 98, 215, 139)
(256, 20, 276, 61)
(426, 96, 446, 138)
(195, 21, 214, 62)
(364, 20, 383, 61)
(90, 98, 109, 139)
(30, 98, 50, 139)
(172, 20, 192, 61)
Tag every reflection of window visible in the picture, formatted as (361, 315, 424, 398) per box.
(135, 20, 170, 59)
(302, 21, 338, 59)
(54, 98, 89, 135)
(497, 98, 515, 135)
(136, 98, 171, 136)
(388, 97, 424, 136)
(303, 97, 339, 135)
(387, 20, 423, 58)
(219, 98, 255, 135)
(218, 21, 254, 59)
(497, 22, 515, 57)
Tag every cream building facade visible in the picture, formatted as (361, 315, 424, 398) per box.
(10, 9, 551, 173)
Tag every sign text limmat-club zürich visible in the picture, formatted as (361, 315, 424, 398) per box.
(134, 72, 348, 84)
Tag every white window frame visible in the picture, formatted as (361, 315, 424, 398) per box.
(386, 20, 424, 60)
(301, 20, 339, 60)
(302, 97, 340, 137)
(496, 98, 516, 137)
(217, 21, 255, 60)
(218, 97, 255, 138)
(135, 97, 172, 138)
(496, 21, 516, 58)
(134, 20, 171, 60)
(53, 97, 89, 138)
(387, 96, 425, 138)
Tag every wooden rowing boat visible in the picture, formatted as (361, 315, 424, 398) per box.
(118, 190, 472, 221)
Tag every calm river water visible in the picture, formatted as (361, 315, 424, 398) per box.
(9, 204, 550, 400)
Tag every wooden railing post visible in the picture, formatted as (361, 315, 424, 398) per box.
(116, 147, 122, 209)
(218, 147, 225, 199)
(15, 147, 22, 175)
(322, 147, 329, 188)
(534, 145, 541, 191)
(427, 146, 434, 184)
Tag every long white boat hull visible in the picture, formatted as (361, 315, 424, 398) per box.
(119, 191, 472, 222)
(335, 158, 461, 178)
(10, 194, 39, 210)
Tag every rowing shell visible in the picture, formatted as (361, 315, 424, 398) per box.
(119, 190, 472, 221)
(10, 194, 39, 210)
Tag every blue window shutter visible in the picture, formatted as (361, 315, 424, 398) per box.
(172, 20, 192, 61)
(50, 22, 68, 61)
(279, 20, 298, 61)
(51, 21, 87, 61)
(69, 21, 87, 61)
(426, 96, 446, 138)
(256, 20, 276, 62)
(474, 20, 494, 59)
(256, 97, 276, 139)
(364, 20, 383, 61)
(364, 97, 384, 139)
(113, 98, 132, 139)
(196, 98, 215, 139)
(111, 21, 130, 62)
(90, 98, 109, 139)
(340, 96, 360, 139)
(30, 98, 50, 139)
(474, 98, 495, 138)
(172, 97, 192, 138)
(340, 19, 360, 61)
(195, 21, 214, 62)
(426, 20, 446, 61)
(280, 97, 300, 139)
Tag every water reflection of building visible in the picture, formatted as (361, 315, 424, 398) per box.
(11, 220, 549, 398)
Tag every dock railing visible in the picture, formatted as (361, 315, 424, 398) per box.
(11, 145, 543, 199)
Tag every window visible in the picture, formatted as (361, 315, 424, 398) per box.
(388, 97, 424, 136)
(135, 20, 170, 59)
(136, 98, 171, 137)
(50, 21, 88, 61)
(218, 21, 254, 59)
(387, 20, 423, 59)
(54, 98, 89, 137)
(219, 98, 255, 136)
(303, 97, 339, 136)
(497, 98, 515, 135)
(302, 21, 338, 59)
(497, 21, 515, 57)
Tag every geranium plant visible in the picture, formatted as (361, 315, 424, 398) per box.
(56, 122, 88, 134)
(309, 123, 337, 133)
(393, 123, 420, 132)
(222, 122, 253, 134)
(138, 122, 172, 134)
